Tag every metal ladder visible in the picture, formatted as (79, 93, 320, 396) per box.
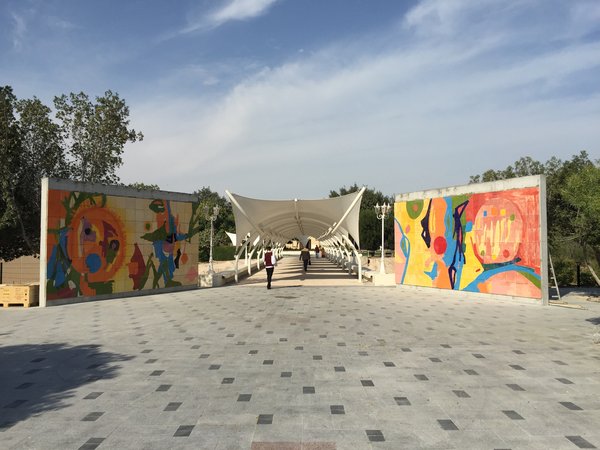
(549, 254, 561, 300)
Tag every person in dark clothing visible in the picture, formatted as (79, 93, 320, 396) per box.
(299, 246, 311, 271)
(314, 245, 320, 258)
(263, 246, 276, 289)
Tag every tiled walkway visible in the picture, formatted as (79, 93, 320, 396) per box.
(1, 256, 600, 449)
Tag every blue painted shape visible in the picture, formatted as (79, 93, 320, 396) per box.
(425, 262, 438, 280)
(465, 221, 473, 232)
(85, 253, 102, 273)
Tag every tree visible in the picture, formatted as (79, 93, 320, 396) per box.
(0, 86, 142, 262)
(330, 183, 394, 251)
(54, 90, 143, 184)
(128, 182, 160, 191)
(194, 187, 236, 261)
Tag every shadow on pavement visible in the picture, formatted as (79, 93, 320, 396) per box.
(0, 343, 133, 430)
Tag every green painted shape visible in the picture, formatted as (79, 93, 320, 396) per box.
(406, 199, 424, 219)
(141, 224, 167, 242)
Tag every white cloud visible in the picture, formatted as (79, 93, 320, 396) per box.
(10, 12, 26, 50)
(121, 0, 600, 198)
(181, 0, 280, 34)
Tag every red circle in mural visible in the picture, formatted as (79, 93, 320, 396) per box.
(433, 236, 447, 255)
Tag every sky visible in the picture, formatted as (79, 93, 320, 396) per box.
(2, 0, 600, 200)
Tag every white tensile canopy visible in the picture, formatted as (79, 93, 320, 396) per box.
(225, 188, 365, 249)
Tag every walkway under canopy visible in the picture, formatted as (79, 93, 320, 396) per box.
(224, 188, 366, 280)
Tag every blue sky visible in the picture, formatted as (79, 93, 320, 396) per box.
(2, 0, 599, 199)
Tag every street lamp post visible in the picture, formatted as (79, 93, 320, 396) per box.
(204, 205, 220, 274)
(374, 202, 392, 274)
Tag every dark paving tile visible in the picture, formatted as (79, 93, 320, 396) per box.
(358, 351, 368, 356)
(150, 370, 164, 376)
(15, 382, 34, 389)
(414, 374, 429, 381)
(84, 392, 104, 399)
(141, 349, 152, 353)
(30, 357, 45, 363)
(313, 355, 323, 360)
(441, 344, 451, 348)
(257, 414, 273, 424)
(156, 384, 172, 391)
(553, 360, 568, 366)
(263, 360, 274, 365)
(249, 350, 258, 355)
(512, 350, 525, 354)
(303, 386, 316, 394)
(366, 430, 385, 442)
(560, 401, 583, 411)
(506, 384, 525, 391)
(502, 410, 524, 420)
(208, 364, 221, 370)
(294, 346, 303, 350)
(222, 378, 235, 384)
(383, 361, 396, 367)
(509, 364, 525, 370)
(238, 394, 252, 402)
(395, 396, 411, 405)
(464, 369, 479, 375)
(361, 380, 374, 387)
(145, 359, 158, 364)
(453, 390, 470, 398)
(429, 357, 442, 362)
(556, 378, 574, 384)
(438, 419, 459, 430)
(334, 366, 346, 372)
(330, 405, 345, 414)
(78, 437, 105, 450)
(82, 412, 104, 422)
(280, 372, 292, 378)
(565, 435, 597, 448)
(173, 425, 194, 437)
(164, 402, 182, 411)
(472, 353, 485, 359)
(199, 354, 210, 358)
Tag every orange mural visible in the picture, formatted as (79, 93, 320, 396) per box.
(394, 187, 542, 299)
(45, 189, 201, 302)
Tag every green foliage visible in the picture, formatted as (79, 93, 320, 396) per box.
(551, 258, 575, 286)
(54, 90, 143, 184)
(329, 183, 394, 251)
(0, 85, 142, 262)
(128, 182, 160, 191)
(194, 187, 237, 260)
(213, 246, 236, 261)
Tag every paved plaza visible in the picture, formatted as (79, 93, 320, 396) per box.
(1, 257, 600, 449)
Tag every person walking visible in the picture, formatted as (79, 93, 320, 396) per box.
(299, 246, 311, 271)
(263, 246, 276, 289)
(314, 245, 320, 259)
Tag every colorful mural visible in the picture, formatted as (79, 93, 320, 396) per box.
(46, 189, 202, 302)
(394, 187, 542, 299)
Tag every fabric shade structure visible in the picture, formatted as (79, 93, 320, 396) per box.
(225, 188, 366, 249)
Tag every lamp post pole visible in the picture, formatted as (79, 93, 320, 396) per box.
(375, 202, 391, 274)
(205, 205, 220, 274)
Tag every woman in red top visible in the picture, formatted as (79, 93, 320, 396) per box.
(263, 246, 276, 289)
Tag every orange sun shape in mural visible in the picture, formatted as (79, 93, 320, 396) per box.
(67, 206, 126, 283)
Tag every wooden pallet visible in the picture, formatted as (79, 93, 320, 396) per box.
(0, 284, 39, 308)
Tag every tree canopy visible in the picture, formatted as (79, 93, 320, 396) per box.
(0, 86, 143, 261)
(330, 183, 394, 251)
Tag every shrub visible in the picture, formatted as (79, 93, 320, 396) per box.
(551, 258, 575, 286)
